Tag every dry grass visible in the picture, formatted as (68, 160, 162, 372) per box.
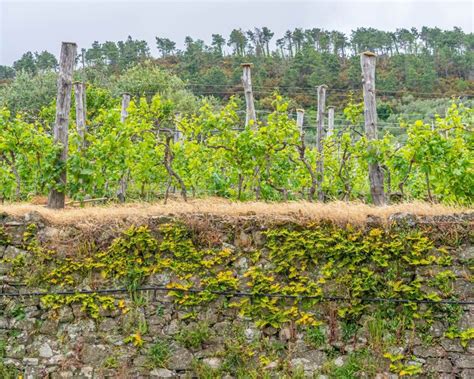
(0, 198, 470, 227)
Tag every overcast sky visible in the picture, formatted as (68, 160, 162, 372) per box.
(0, 0, 472, 65)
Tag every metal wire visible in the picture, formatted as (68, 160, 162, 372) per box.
(137, 88, 473, 100)
(182, 82, 474, 97)
(1, 285, 473, 305)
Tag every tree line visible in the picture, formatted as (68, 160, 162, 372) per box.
(1, 26, 472, 103)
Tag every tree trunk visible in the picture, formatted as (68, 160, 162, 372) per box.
(237, 174, 244, 200)
(316, 85, 327, 202)
(48, 42, 77, 209)
(425, 171, 433, 202)
(241, 63, 257, 127)
(162, 136, 187, 202)
(5, 152, 21, 199)
(360, 52, 386, 206)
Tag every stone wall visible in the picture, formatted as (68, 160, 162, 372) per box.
(0, 212, 472, 378)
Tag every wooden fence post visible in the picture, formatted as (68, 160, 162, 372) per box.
(361, 51, 386, 206)
(73, 82, 86, 148)
(48, 42, 77, 209)
(327, 106, 335, 137)
(80, 48, 87, 120)
(173, 113, 183, 144)
(121, 93, 131, 123)
(296, 109, 304, 131)
(174, 129, 183, 144)
(117, 93, 131, 202)
(316, 84, 327, 201)
(241, 63, 257, 127)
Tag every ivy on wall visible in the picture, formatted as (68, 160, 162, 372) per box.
(0, 219, 472, 376)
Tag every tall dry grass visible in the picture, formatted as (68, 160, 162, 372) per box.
(0, 198, 470, 227)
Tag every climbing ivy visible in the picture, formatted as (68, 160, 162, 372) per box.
(2, 219, 472, 376)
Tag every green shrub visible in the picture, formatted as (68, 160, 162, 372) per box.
(148, 339, 171, 368)
(305, 325, 326, 348)
(176, 322, 211, 349)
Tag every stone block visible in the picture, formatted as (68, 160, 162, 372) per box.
(38, 342, 53, 358)
(150, 368, 175, 378)
(81, 344, 109, 365)
(202, 357, 222, 369)
(426, 358, 453, 372)
(167, 348, 193, 370)
(456, 355, 474, 369)
(40, 319, 59, 336)
(413, 345, 445, 358)
(440, 338, 464, 352)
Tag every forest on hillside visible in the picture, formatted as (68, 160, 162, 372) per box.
(1, 26, 473, 113)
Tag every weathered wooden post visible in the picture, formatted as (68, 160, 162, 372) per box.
(80, 48, 87, 119)
(327, 106, 335, 137)
(316, 85, 327, 201)
(48, 42, 77, 209)
(296, 109, 305, 131)
(241, 63, 257, 127)
(174, 129, 183, 144)
(173, 113, 183, 144)
(117, 92, 131, 202)
(121, 93, 131, 123)
(73, 82, 86, 148)
(361, 51, 386, 206)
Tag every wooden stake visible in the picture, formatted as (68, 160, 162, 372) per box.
(174, 129, 183, 144)
(241, 63, 257, 127)
(117, 93, 131, 203)
(48, 42, 77, 209)
(316, 85, 327, 202)
(121, 93, 131, 123)
(174, 113, 183, 144)
(73, 82, 86, 148)
(327, 106, 335, 137)
(296, 109, 304, 131)
(81, 48, 87, 120)
(361, 51, 386, 206)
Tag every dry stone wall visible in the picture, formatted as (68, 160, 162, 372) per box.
(0, 211, 472, 378)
